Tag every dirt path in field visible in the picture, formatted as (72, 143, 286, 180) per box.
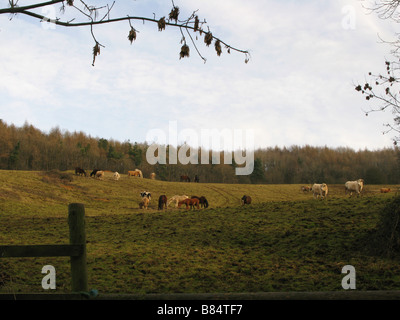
(203, 185, 240, 207)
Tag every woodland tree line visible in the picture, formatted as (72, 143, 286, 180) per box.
(1, 121, 399, 185)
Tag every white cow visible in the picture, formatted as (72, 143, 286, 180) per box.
(113, 172, 120, 180)
(345, 179, 364, 197)
(312, 183, 328, 199)
(167, 195, 189, 208)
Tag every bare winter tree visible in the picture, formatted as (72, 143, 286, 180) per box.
(355, 0, 400, 145)
(1, 0, 250, 66)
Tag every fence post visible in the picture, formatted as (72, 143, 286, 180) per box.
(68, 203, 88, 292)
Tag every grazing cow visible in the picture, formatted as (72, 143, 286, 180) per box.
(380, 188, 391, 193)
(345, 179, 364, 197)
(241, 195, 252, 205)
(312, 183, 328, 199)
(113, 172, 120, 180)
(194, 175, 200, 183)
(191, 196, 209, 208)
(95, 171, 104, 180)
(128, 169, 143, 178)
(178, 198, 200, 210)
(301, 186, 311, 192)
(180, 175, 191, 182)
(158, 195, 167, 210)
(140, 191, 151, 200)
(139, 197, 149, 209)
(90, 169, 100, 177)
(168, 195, 189, 207)
(75, 167, 87, 176)
(150, 172, 156, 180)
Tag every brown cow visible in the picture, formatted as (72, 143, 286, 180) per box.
(75, 167, 87, 176)
(178, 198, 199, 210)
(241, 195, 252, 205)
(139, 197, 149, 209)
(380, 188, 391, 193)
(128, 169, 143, 177)
(158, 195, 167, 210)
(180, 175, 190, 182)
(191, 196, 209, 208)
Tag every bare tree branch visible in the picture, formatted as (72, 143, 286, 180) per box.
(0, 0, 250, 65)
(0, 0, 64, 14)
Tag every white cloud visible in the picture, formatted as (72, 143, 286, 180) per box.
(0, 0, 397, 150)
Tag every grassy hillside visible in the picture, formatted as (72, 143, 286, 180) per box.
(0, 170, 399, 294)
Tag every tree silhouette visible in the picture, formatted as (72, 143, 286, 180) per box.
(250, 158, 266, 184)
(1, 0, 250, 65)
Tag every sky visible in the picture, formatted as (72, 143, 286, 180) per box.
(0, 0, 398, 151)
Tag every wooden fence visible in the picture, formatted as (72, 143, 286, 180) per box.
(0, 203, 88, 293)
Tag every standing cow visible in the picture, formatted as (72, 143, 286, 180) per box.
(312, 183, 328, 199)
(75, 167, 87, 176)
(158, 195, 167, 210)
(95, 170, 104, 180)
(90, 169, 100, 177)
(344, 179, 364, 197)
(128, 169, 143, 178)
(139, 197, 149, 209)
(167, 195, 189, 208)
(140, 191, 151, 200)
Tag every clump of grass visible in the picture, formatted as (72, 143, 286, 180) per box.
(370, 196, 400, 258)
(40, 169, 73, 184)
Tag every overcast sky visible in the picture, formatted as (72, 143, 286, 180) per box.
(0, 0, 398, 151)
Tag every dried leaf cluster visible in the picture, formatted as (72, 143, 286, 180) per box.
(214, 40, 222, 56)
(158, 17, 166, 31)
(169, 6, 180, 23)
(128, 27, 136, 44)
(92, 43, 100, 66)
(119, 2, 249, 63)
(179, 44, 190, 59)
(204, 32, 213, 47)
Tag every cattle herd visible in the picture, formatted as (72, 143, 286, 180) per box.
(74, 168, 393, 210)
(301, 178, 368, 199)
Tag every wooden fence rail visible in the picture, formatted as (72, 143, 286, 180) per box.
(0, 245, 83, 258)
(0, 203, 88, 292)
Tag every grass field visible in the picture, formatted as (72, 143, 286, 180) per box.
(0, 170, 399, 294)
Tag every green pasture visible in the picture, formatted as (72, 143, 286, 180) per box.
(0, 170, 399, 294)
